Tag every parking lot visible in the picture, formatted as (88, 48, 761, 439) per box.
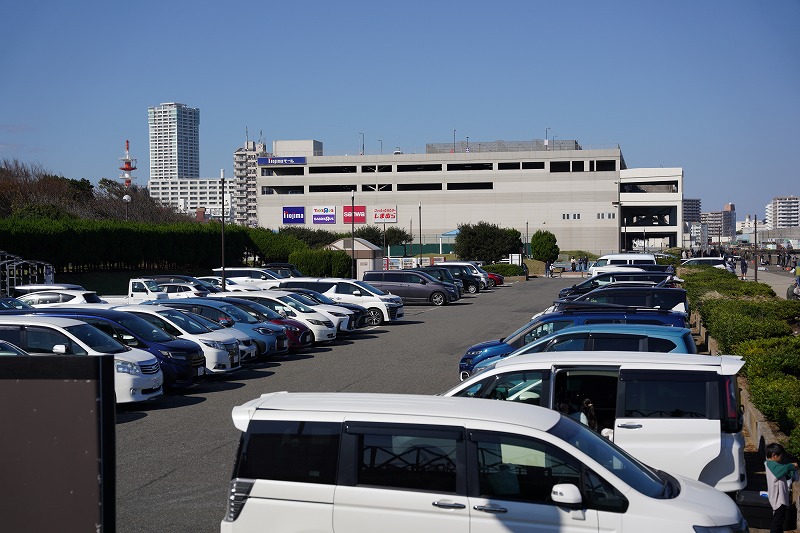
(116, 278, 559, 533)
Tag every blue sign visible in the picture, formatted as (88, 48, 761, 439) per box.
(313, 214, 336, 224)
(282, 206, 305, 224)
(258, 156, 307, 165)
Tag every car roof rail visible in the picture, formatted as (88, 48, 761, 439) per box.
(553, 300, 680, 314)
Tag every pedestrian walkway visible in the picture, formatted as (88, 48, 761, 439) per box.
(747, 264, 795, 299)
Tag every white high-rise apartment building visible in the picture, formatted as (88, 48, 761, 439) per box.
(764, 195, 800, 230)
(147, 102, 200, 180)
(233, 140, 269, 226)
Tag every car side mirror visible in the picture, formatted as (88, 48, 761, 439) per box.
(550, 483, 582, 509)
(352, 290, 362, 296)
(218, 317, 235, 328)
(52, 344, 67, 354)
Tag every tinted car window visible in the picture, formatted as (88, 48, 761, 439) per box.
(622, 371, 714, 419)
(362, 272, 382, 282)
(591, 335, 643, 351)
(235, 421, 340, 484)
(646, 337, 679, 353)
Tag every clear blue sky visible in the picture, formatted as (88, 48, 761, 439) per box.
(1, 0, 797, 220)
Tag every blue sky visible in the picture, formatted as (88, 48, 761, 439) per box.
(1, 0, 797, 219)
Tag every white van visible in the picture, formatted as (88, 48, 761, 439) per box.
(221, 392, 747, 532)
(277, 277, 404, 326)
(212, 267, 283, 289)
(443, 351, 746, 493)
(587, 253, 657, 277)
(0, 315, 163, 403)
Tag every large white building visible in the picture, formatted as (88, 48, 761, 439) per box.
(233, 141, 269, 227)
(254, 139, 684, 254)
(147, 176, 232, 220)
(764, 195, 800, 230)
(147, 102, 200, 180)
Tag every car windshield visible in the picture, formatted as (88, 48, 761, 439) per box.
(216, 303, 259, 323)
(117, 315, 175, 342)
(232, 300, 281, 321)
(502, 319, 539, 343)
(154, 309, 213, 334)
(276, 295, 315, 313)
(282, 292, 320, 307)
(354, 280, 386, 296)
(0, 340, 28, 356)
(64, 323, 128, 354)
(300, 290, 335, 305)
(547, 417, 668, 498)
(0, 298, 33, 309)
(143, 280, 164, 292)
(180, 310, 224, 331)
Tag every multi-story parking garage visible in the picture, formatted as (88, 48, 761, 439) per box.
(255, 139, 683, 254)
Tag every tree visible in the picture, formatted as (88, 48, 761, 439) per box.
(353, 225, 383, 248)
(529, 229, 560, 262)
(278, 226, 338, 249)
(453, 222, 522, 263)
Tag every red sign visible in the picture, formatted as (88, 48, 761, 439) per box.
(343, 205, 366, 224)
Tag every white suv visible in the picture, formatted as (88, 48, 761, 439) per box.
(0, 315, 163, 403)
(221, 392, 747, 533)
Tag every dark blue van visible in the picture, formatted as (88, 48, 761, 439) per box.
(458, 306, 688, 380)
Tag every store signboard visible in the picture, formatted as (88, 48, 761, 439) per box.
(343, 205, 366, 224)
(312, 206, 336, 224)
(373, 205, 397, 223)
(282, 206, 305, 224)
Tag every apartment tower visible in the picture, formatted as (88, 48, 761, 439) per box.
(147, 102, 200, 180)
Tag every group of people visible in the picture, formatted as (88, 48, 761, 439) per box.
(569, 256, 589, 272)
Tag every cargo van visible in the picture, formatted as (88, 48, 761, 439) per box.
(221, 392, 747, 532)
(444, 351, 747, 493)
(587, 253, 657, 277)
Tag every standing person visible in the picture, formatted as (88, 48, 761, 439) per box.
(570, 256, 576, 272)
(765, 442, 798, 532)
(740, 256, 748, 280)
(544, 260, 551, 278)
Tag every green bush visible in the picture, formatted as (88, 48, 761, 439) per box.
(735, 340, 800, 377)
(748, 374, 800, 429)
(484, 263, 525, 276)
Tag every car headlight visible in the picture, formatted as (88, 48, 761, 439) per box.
(114, 360, 141, 375)
(466, 350, 485, 356)
(329, 311, 346, 317)
(282, 325, 301, 332)
(254, 327, 277, 336)
(158, 350, 188, 360)
(308, 319, 326, 326)
(693, 517, 749, 533)
(200, 339, 226, 350)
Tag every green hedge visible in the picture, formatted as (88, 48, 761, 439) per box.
(483, 263, 526, 276)
(683, 267, 800, 455)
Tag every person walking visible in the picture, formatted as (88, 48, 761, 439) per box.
(740, 256, 748, 281)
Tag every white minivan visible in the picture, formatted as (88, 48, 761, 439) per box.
(587, 253, 657, 277)
(443, 351, 747, 493)
(0, 315, 163, 403)
(221, 392, 747, 532)
(438, 261, 490, 290)
(278, 278, 404, 326)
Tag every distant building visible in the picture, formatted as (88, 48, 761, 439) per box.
(233, 141, 270, 227)
(147, 177, 232, 222)
(147, 102, 200, 180)
(700, 203, 736, 243)
(764, 195, 800, 230)
(683, 198, 701, 224)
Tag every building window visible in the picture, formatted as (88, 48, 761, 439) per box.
(261, 186, 274, 195)
(447, 162, 493, 171)
(522, 161, 545, 170)
(596, 160, 616, 172)
(550, 161, 570, 173)
(397, 164, 443, 172)
(447, 182, 493, 190)
(397, 183, 443, 191)
(498, 162, 521, 170)
(571, 161, 584, 172)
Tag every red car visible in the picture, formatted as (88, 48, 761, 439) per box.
(486, 272, 504, 287)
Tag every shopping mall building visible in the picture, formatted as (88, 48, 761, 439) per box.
(255, 139, 683, 255)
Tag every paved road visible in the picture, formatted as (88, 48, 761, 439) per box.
(116, 278, 561, 533)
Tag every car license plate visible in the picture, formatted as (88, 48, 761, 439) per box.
(197, 367, 205, 377)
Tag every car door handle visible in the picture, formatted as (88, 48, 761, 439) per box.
(473, 505, 508, 514)
(617, 423, 643, 429)
(432, 501, 466, 509)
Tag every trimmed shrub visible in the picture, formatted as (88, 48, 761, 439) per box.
(484, 263, 525, 276)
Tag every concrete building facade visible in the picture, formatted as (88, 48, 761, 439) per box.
(147, 102, 200, 180)
(233, 141, 269, 227)
(765, 195, 800, 230)
(254, 139, 683, 254)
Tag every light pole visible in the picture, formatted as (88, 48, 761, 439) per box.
(359, 132, 364, 155)
(378, 139, 383, 155)
(351, 190, 356, 278)
(545, 127, 551, 150)
(466, 136, 469, 152)
(525, 220, 529, 257)
(220, 169, 226, 291)
(122, 194, 131, 221)
(453, 129, 456, 153)
(418, 202, 422, 265)
(754, 214, 758, 283)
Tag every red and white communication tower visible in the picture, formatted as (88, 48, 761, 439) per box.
(119, 139, 137, 187)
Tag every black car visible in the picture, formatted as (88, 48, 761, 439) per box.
(424, 264, 482, 294)
(553, 286, 689, 317)
(407, 267, 464, 297)
(558, 271, 677, 299)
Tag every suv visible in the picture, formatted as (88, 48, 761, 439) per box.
(407, 266, 463, 296)
(430, 264, 482, 294)
(438, 261, 489, 289)
(445, 351, 748, 494)
(278, 278, 404, 326)
(212, 267, 284, 289)
(464, 323, 697, 378)
(458, 306, 688, 380)
(221, 392, 746, 532)
(362, 270, 458, 306)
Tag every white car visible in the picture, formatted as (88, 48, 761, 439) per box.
(18, 290, 107, 307)
(680, 256, 736, 273)
(115, 305, 243, 374)
(209, 292, 337, 343)
(197, 276, 260, 292)
(270, 289, 356, 332)
(157, 282, 210, 298)
(175, 308, 259, 363)
(0, 315, 162, 403)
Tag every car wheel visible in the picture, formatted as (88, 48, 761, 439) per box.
(488, 279, 496, 288)
(365, 308, 384, 326)
(430, 292, 446, 306)
(479, 281, 487, 290)
(466, 283, 478, 294)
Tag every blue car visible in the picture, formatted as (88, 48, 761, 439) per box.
(469, 323, 697, 376)
(458, 306, 688, 380)
(148, 298, 289, 357)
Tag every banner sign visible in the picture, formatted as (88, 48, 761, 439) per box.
(343, 205, 366, 224)
(258, 156, 307, 165)
(282, 206, 305, 224)
(312, 206, 336, 224)
(373, 205, 397, 223)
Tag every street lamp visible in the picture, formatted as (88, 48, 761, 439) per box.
(378, 139, 383, 155)
(466, 136, 469, 152)
(453, 129, 456, 153)
(359, 132, 364, 155)
(753, 214, 758, 283)
(525, 220, 529, 257)
(351, 189, 356, 278)
(545, 127, 551, 150)
(220, 169, 226, 291)
(418, 202, 422, 265)
(122, 194, 131, 221)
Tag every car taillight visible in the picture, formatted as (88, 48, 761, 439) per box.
(223, 478, 255, 522)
